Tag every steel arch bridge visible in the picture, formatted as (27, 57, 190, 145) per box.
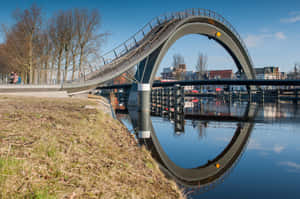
(62, 8, 255, 92)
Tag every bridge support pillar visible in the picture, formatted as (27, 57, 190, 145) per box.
(138, 83, 151, 139)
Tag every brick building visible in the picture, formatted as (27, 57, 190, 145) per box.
(208, 70, 233, 79)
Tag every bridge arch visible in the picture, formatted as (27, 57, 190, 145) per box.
(62, 9, 255, 92)
(137, 16, 255, 84)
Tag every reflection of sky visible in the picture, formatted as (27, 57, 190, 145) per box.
(151, 117, 237, 168)
(190, 121, 300, 199)
(247, 139, 285, 154)
(279, 161, 300, 174)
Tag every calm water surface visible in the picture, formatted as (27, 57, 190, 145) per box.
(117, 100, 300, 199)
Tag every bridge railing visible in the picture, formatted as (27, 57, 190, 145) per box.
(78, 8, 253, 84)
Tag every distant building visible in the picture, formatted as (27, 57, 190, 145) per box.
(161, 64, 187, 80)
(199, 69, 233, 91)
(185, 71, 198, 80)
(280, 72, 287, 80)
(161, 67, 175, 80)
(208, 70, 233, 79)
(287, 72, 300, 80)
(254, 66, 281, 80)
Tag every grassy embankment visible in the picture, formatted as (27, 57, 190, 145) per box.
(0, 96, 183, 199)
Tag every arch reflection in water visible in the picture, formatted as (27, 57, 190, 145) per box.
(128, 102, 258, 195)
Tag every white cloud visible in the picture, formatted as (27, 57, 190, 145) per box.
(273, 145, 285, 153)
(247, 139, 285, 154)
(247, 139, 264, 150)
(275, 32, 286, 40)
(280, 11, 300, 23)
(244, 35, 261, 47)
(215, 137, 231, 142)
(260, 28, 269, 33)
(244, 34, 272, 47)
(279, 161, 300, 170)
(280, 15, 300, 23)
(289, 11, 300, 15)
(244, 32, 287, 48)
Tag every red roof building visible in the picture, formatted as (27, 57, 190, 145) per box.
(208, 70, 233, 79)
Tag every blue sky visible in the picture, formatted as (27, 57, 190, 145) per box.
(0, 0, 299, 72)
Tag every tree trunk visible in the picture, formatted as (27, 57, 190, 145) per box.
(33, 68, 38, 84)
(28, 39, 33, 84)
(78, 46, 84, 79)
(44, 61, 49, 84)
(49, 56, 56, 84)
(25, 70, 29, 84)
(64, 51, 70, 81)
(57, 49, 63, 84)
(72, 54, 76, 81)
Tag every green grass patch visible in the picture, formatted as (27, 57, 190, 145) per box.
(0, 157, 23, 185)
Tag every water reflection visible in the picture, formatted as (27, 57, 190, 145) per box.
(120, 100, 256, 192)
(117, 100, 300, 198)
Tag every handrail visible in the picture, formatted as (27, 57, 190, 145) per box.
(78, 8, 253, 83)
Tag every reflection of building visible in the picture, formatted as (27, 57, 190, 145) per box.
(113, 75, 128, 84)
(262, 104, 286, 119)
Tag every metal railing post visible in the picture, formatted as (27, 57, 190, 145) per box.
(113, 50, 118, 58)
(124, 43, 128, 52)
(133, 36, 137, 45)
(102, 57, 106, 65)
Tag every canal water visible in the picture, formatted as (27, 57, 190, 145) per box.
(117, 99, 300, 199)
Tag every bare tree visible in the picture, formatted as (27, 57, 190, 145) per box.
(0, 5, 107, 84)
(0, 29, 26, 74)
(12, 4, 42, 83)
(49, 11, 72, 83)
(70, 29, 80, 81)
(0, 44, 12, 74)
(38, 30, 53, 84)
(0, 4, 42, 83)
(75, 8, 104, 79)
(195, 52, 207, 80)
(293, 62, 300, 79)
(296, 62, 300, 71)
(172, 53, 185, 68)
(62, 11, 74, 81)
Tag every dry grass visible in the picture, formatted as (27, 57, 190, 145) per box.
(0, 96, 183, 199)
